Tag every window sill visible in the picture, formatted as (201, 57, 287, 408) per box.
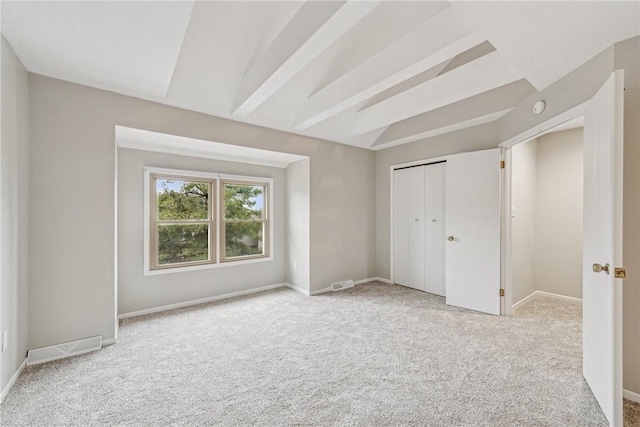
(143, 255, 273, 276)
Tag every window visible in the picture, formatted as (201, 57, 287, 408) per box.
(221, 181, 269, 261)
(145, 167, 272, 274)
(150, 175, 216, 270)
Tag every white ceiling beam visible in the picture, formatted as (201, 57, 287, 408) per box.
(372, 79, 535, 147)
(294, 7, 486, 130)
(450, 1, 640, 91)
(232, 0, 380, 117)
(372, 109, 513, 151)
(344, 50, 525, 137)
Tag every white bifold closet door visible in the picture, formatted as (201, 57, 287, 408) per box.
(393, 163, 444, 295)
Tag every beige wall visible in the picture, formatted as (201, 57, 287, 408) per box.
(1, 37, 30, 393)
(615, 36, 640, 396)
(285, 158, 310, 292)
(28, 74, 376, 349)
(510, 138, 538, 304)
(511, 129, 584, 303)
(536, 129, 583, 299)
(117, 148, 287, 314)
(0, 37, 29, 390)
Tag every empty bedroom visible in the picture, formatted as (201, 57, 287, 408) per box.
(1, 1, 639, 426)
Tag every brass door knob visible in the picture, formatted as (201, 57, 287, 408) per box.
(447, 236, 454, 241)
(592, 263, 610, 274)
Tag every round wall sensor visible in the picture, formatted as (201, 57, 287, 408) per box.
(533, 100, 546, 114)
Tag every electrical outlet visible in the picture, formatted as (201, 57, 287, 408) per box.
(2, 331, 7, 352)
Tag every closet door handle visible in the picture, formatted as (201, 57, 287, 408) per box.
(447, 236, 454, 241)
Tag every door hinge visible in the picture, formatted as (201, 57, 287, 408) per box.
(615, 267, 626, 279)
(500, 160, 505, 169)
(499, 289, 505, 297)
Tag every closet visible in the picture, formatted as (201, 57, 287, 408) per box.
(391, 148, 501, 315)
(392, 161, 445, 296)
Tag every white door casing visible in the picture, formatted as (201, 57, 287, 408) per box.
(445, 148, 501, 315)
(582, 70, 624, 427)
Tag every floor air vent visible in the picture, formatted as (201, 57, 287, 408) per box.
(27, 336, 102, 365)
(331, 279, 355, 291)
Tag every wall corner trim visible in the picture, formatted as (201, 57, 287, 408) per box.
(624, 389, 640, 404)
(118, 282, 287, 319)
(0, 358, 27, 404)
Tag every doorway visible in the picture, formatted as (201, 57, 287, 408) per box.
(502, 69, 625, 427)
(508, 118, 584, 311)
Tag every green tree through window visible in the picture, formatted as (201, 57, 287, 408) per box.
(222, 183, 268, 259)
(148, 171, 271, 272)
(154, 179, 213, 267)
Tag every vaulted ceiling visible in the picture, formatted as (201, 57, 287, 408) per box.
(2, 1, 639, 150)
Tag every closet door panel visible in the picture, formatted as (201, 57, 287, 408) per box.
(407, 166, 426, 290)
(424, 163, 445, 296)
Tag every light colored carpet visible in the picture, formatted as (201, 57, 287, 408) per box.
(0, 282, 630, 426)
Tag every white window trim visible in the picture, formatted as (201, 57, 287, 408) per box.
(143, 166, 274, 276)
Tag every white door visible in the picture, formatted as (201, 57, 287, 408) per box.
(582, 70, 624, 427)
(424, 163, 445, 296)
(445, 148, 501, 315)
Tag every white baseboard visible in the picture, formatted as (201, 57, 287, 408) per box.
(535, 290, 582, 303)
(310, 287, 332, 296)
(0, 358, 26, 404)
(372, 277, 393, 284)
(512, 291, 538, 310)
(102, 337, 116, 346)
(285, 283, 310, 296)
(354, 277, 389, 285)
(512, 290, 582, 309)
(314, 277, 388, 295)
(624, 388, 640, 403)
(288, 277, 388, 297)
(284, 283, 332, 296)
(119, 283, 287, 319)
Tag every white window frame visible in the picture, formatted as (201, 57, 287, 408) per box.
(144, 167, 274, 276)
(220, 177, 271, 263)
